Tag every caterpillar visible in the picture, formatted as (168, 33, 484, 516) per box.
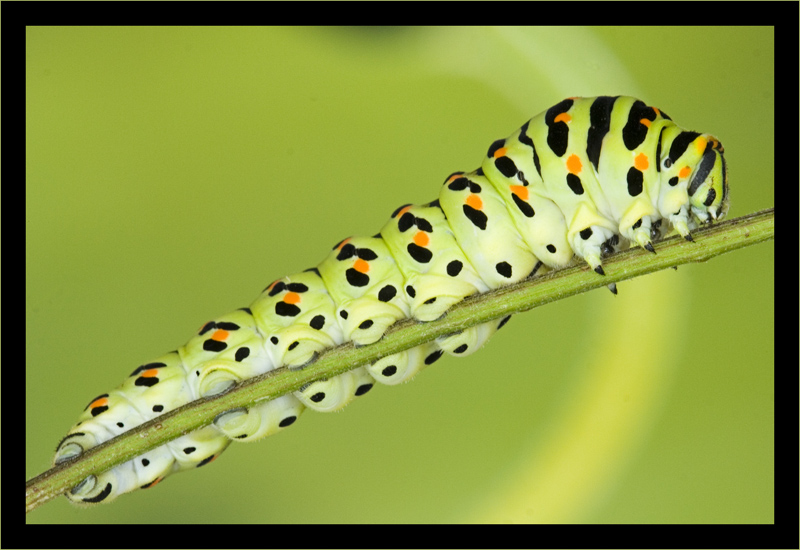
(53, 95, 728, 505)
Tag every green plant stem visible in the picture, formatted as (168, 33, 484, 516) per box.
(26, 208, 773, 513)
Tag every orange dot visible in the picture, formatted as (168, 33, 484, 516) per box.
(397, 205, 412, 217)
(353, 258, 369, 273)
(679, 166, 692, 179)
(91, 397, 109, 408)
(414, 231, 429, 247)
(141, 368, 159, 378)
(634, 153, 649, 171)
(566, 154, 582, 175)
(284, 291, 300, 304)
(465, 194, 482, 210)
(554, 113, 571, 124)
(447, 173, 463, 183)
(695, 136, 708, 153)
(510, 185, 528, 200)
(212, 329, 229, 342)
(639, 118, 651, 128)
(493, 146, 508, 159)
(337, 238, 351, 250)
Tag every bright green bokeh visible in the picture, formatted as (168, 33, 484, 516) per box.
(27, 26, 773, 524)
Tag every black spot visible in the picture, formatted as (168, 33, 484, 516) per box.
(275, 302, 301, 317)
(463, 204, 488, 229)
(567, 173, 584, 195)
(378, 285, 397, 302)
(703, 188, 717, 207)
(406, 285, 416, 298)
(336, 243, 356, 260)
(268, 281, 286, 296)
(345, 268, 370, 287)
(279, 416, 297, 428)
(397, 212, 415, 231)
(358, 320, 374, 330)
(512, 193, 534, 217)
(447, 175, 470, 191)
(496, 261, 513, 278)
(196, 455, 215, 467)
(288, 341, 299, 351)
(310, 315, 325, 330)
(203, 339, 228, 353)
(135, 374, 160, 388)
(355, 384, 373, 396)
(495, 156, 518, 178)
(446, 260, 463, 276)
(453, 344, 468, 354)
(627, 167, 643, 196)
(424, 350, 444, 365)
(357, 248, 378, 261)
(286, 283, 308, 293)
(415, 217, 434, 232)
(381, 365, 397, 376)
(407, 243, 433, 264)
(310, 392, 325, 403)
(340, 310, 349, 319)
(235, 347, 250, 362)
(580, 228, 593, 240)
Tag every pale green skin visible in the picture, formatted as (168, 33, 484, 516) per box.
(54, 96, 728, 505)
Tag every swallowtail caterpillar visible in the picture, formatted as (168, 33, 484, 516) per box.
(53, 95, 729, 505)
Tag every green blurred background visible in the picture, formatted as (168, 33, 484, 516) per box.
(26, 27, 773, 524)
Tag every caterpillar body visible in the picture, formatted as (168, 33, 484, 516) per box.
(54, 96, 728, 505)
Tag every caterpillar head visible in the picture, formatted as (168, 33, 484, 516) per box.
(658, 127, 729, 238)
